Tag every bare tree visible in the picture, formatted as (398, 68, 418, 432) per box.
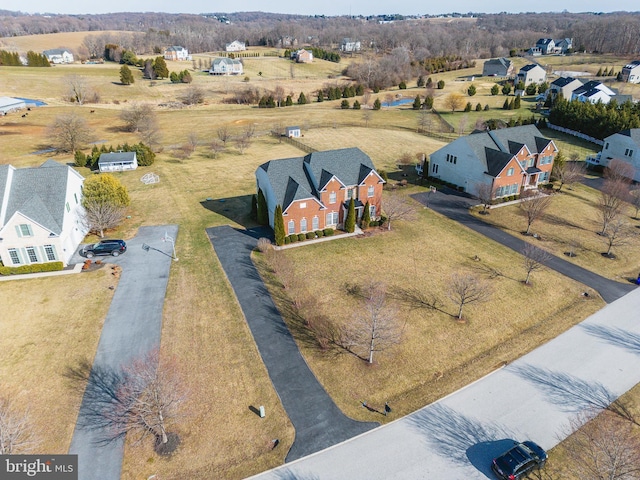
(362, 90, 372, 106)
(47, 113, 95, 153)
(519, 190, 552, 235)
(64, 75, 89, 104)
(120, 103, 156, 133)
(209, 140, 224, 158)
(81, 198, 127, 238)
(384, 93, 395, 107)
(217, 126, 231, 146)
(447, 273, 492, 320)
(186, 132, 199, 154)
(362, 110, 372, 127)
(236, 134, 252, 155)
(445, 92, 465, 113)
(598, 178, 629, 235)
(273, 85, 285, 107)
(344, 282, 403, 364)
(417, 109, 431, 133)
(0, 396, 36, 454)
(630, 190, 640, 219)
(243, 123, 256, 139)
(179, 85, 205, 105)
(475, 183, 493, 214)
(69, 350, 185, 452)
(553, 161, 585, 192)
(382, 194, 417, 230)
(560, 409, 640, 480)
(602, 217, 633, 257)
(522, 243, 551, 285)
(605, 158, 635, 184)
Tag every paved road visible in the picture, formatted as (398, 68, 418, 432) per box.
(68, 225, 178, 480)
(207, 226, 378, 462)
(411, 189, 636, 303)
(250, 286, 640, 479)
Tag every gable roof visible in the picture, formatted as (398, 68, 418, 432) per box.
(536, 38, 553, 46)
(43, 49, 71, 56)
(165, 46, 186, 52)
(623, 60, 640, 70)
(484, 58, 511, 68)
(617, 129, 640, 144)
(551, 76, 579, 88)
(519, 64, 542, 73)
(257, 147, 381, 211)
(0, 160, 76, 235)
(98, 152, 136, 164)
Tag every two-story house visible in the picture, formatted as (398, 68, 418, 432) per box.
(621, 61, 640, 84)
(597, 129, 640, 182)
(163, 46, 190, 61)
(429, 125, 557, 199)
(43, 49, 74, 64)
(547, 76, 583, 101)
(482, 58, 514, 77)
(225, 40, 246, 52)
(209, 57, 243, 75)
(571, 80, 617, 104)
(0, 160, 88, 267)
(516, 64, 547, 86)
(256, 148, 384, 235)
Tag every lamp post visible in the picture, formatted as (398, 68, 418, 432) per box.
(162, 232, 178, 261)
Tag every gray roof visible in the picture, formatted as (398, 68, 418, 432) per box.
(98, 152, 136, 164)
(551, 76, 578, 88)
(537, 38, 553, 45)
(484, 58, 511, 68)
(0, 160, 74, 235)
(257, 147, 381, 211)
(43, 49, 70, 56)
(450, 125, 553, 178)
(165, 46, 186, 52)
(623, 60, 640, 69)
(519, 64, 540, 73)
(618, 129, 640, 144)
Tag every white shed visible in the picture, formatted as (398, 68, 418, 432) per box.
(98, 152, 138, 172)
(285, 126, 301, 138)
(0, 97, 26, 115)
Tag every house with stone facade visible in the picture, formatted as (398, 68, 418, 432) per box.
(256, 148, 384, 235)
(0, 160, 87, 267)
(429, 125, 557, 199)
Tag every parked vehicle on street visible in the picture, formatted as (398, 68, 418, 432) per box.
(81, 239, 127, 258)
(492, 440, 547, 480)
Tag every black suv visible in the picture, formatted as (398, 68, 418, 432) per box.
(81, 239, 127, 258)
(492, 441, 547, 480)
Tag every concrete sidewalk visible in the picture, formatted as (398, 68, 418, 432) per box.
(68, 225, 178, 480)
(207, 225, 378, 462)
(250, 286, 640, 479)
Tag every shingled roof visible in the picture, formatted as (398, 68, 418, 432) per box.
(257, 147, 381, 212)
(618, 129, 640, 144)
(0, 160, 75, 235)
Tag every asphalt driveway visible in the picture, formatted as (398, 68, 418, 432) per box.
(207, 225, 378, 462)
(68, 225, 178, 480)
(411, 188, 636, 303)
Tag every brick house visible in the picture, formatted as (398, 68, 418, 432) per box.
(163, 46, 190, 61)
(429, 125, 557, 199)
(256, 148, 384, 235)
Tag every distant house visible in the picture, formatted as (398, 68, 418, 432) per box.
(571, 80, 616, 104)
(536, 39, 555, 55)
(225, 40, 246, 52)
(43, 49, 74, 64)
(429, 125, 557, 199)
(209, 57, 243, 75)
(482, 58, 513, 77)
(0, 96, 26, 115)
(340, 38, 361, 52)
(285, 126, 301, 138)
(0, 160, 88, 267)
(554, 38, 573, 53)
(516, 64, 546, 86)
(255, 148, 384, 235)
(163, 46, 190, 61)
(98, 152, 138, 173)
(621, 61, 640, 84)
(291, 49, 313, 63)
(278, 36, 298, 48)
(547, 77, 583, 100)
(595, 129, 640, 182)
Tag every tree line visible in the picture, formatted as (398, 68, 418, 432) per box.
(0, 49, 50, 66)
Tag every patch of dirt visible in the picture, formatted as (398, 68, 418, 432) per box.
(154, 432, 180, 456)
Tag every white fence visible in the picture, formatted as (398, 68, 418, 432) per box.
(547, 123, 604, 146)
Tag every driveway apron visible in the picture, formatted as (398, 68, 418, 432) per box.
(68, 225, 178, 480)
(412, 189, 636, 303)
(207, 225, 378, 462)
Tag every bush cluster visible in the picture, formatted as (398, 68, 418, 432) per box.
(0, 261, 64, 276)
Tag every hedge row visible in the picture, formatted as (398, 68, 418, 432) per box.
(0, 261, 64, 276)
(283, 228, 335, 245)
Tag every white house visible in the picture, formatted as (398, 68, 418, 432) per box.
(98, 152, 138, 172)
(429, 125, 557, 198)
(43, 49, 74, 64)
(340, 38, 361, 52)
(516, 64, 546, 86)
(209, 57, 243, 75)
(0, 160, 88, 267)
(163, 46, 190, 61)
(621, 61, 640, 84)
(225, 40, 246, 52)
(596, 129, 640, 182)
(535, 39, 555, 55)
(571, 81, 617, 104)
(0, 97, 26, 115)
(285, 126, 301, 138)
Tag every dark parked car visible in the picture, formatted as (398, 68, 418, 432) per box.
(492, 441, 547, 480)
(81, 239, 127, 258)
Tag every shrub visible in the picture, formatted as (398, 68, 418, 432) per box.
(369, 220, 379, 227)
(323, 228, 334, 236)
(0, 261, 64, 276)
(315, 230, 324, 237)
(284, 237, 291, 244)
(256, 237, 272, 252)
(306, 232, 315, 239)
(288, 234, 298, 243)
(298, 233, 306, 242)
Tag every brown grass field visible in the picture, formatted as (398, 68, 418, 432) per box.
(0, 33, 635, 479)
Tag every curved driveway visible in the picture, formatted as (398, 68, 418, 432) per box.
(207, 225, 378, 462)
(68, 225, 178, 480)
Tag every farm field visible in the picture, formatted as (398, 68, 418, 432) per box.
(0, 33, 635, 479)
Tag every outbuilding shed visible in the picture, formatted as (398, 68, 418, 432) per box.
(0, 97, 27, 115)
(98, 152, 138, 172)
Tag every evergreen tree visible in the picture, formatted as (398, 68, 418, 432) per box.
(361, 201, 371, 228)
(503, 98, 510, 110)
(437, 80, 445, 89)
(596, 67, 603, 76)
(423, 96, 434, 109)
(257, 189, 268, 225)
(317, 91, 324, 102)
(341, 99, 350, 109)
(509, 98, 515, 110)
(491, 84, 500, 95)
(153, 56, 169, 79)
(274, 204, 285, 246)
(413, 94, 422, 110)
(426, 77, 433, 88)
(74, 150, 87, 167)
(285, 95, 293, 106)
(467, 84, 476, 96)
(417, 75, 425, 87)
(502, 83, 512, 95)
(345, 198, 356, 233)
(399, 81, 407, 89)
(373, 98, 382, 110)
(131, 143, 155, 166)
(484, 104, 490, 111)
(355, 84, 364, 95)
(297, 92, 308, 105)
(464, 102, 472, 112)
(475, 103, 482, 111)
(180, 70, 192, 83)
(353, 100, 361, 109)
(514, 95, 521, 109)
(120, 65, 134, 85)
